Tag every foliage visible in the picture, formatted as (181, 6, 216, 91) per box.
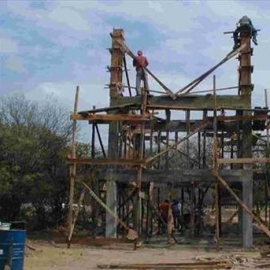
(0, 94, 72, 229)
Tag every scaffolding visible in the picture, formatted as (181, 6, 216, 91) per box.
(67, 26, 270, 249)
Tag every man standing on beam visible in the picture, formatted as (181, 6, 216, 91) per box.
(133, 50, 149, 96)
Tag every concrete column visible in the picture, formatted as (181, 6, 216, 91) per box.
(242, 167, 253, 248)
(106, 29, 124, 237)
(238, 205, 243, 234)
(237, 21, 253, 248)
(105, 178, 117, 237)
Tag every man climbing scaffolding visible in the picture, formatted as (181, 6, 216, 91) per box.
(133, 50, 149, 96)
(233, 15, 258, 50)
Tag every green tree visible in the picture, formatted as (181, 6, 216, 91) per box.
(0, 94, 72, 229)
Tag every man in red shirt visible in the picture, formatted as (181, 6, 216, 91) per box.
(133, 50, 149, 96)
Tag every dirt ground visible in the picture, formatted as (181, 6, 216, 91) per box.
(24, 240, 270, 270)
(24, 209, 270, 269)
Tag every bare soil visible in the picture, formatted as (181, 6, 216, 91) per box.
(24, 240, 270, 270)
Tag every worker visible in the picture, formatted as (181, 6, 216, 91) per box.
(233, 15, 258, 50)
(171, 199, 181, 231)
(133, 50, 149, 96)
(159, 199, 170, 222)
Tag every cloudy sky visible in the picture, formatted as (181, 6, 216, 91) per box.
(1, 0, 270, 140)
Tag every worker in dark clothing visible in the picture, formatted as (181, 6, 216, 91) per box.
(172, 199, 181, 231)
(133, 50, 149, 96)
(233, 15, 258, 50)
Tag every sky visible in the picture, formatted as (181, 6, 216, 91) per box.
(0, 0, 270, 141)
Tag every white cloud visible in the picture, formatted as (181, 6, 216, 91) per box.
(47, 7, 90, 31)
(25, 81, 110, 112)
(4, 1, 109, 44)
(0, 37, 18, 53)
(3, 56, 27, 73)
(2, 0, 269, 117)
(24, 80, 110, 142)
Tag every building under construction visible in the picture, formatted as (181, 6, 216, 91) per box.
(67, 22, 270, 249)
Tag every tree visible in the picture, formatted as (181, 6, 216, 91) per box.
(0, 93, 72, 229)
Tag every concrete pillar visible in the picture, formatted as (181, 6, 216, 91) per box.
(242, 167, 253, 248)
(238, 205, 243, 234)
(106, 29, 125, 237)
(105, 179, 117, 237)
(237, 21, 253, 248)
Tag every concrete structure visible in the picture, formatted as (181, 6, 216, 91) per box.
(68, 24, 270, 248)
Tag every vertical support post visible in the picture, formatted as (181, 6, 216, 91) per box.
(265, 89, 269, 226)
(68, 86, 79, 248)
(191, 182, 195, 236)
(134, 88, 147, 234)
(203, 110, 207, 169)
(106, 29, 125, 237)
(91, 106, 96, 159)
(157, 131, 161, 168)
(198, 132, 201, 169)
(239, 24, 253, 248)
(165, 109, 170, 169)
(186, 110, 191, 168)
(213, 75, 220, 249)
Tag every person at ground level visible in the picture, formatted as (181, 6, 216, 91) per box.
(133, 50, 149, 96)
(233, 15, 258, 50)
(159, 199, 170, 223)
(172, 199, 181, 231)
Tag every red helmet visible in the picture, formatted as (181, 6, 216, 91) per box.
(137, 50, 142, 55)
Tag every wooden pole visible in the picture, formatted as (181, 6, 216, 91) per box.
(135, 87, 148, 236)
(174, 44, 247, 96)
(67, 187, 86, 245)
(214, 173, 270, 238)
(213, 75, 220, 249)
(145, 120, 210, 165)
(265, 89, 269, 226)
(67, 86, 79, 248)
(82, 182, 138, 240)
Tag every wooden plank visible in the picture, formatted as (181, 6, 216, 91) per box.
(145, 120, 209, 165)
(68, 187, 86, 244)
(100, 169, 245, 183)
(255, 263, 270, 269)
(114, 95, 250, 110)
(83, 182, 138, 240)
(71, 113, 151, 122)
(214, 115, 270, 122)
(68, 86, 79, 248)
(97, 261, 231, 269)
(217, 158, 270, 164)
(215, 173, 270, 238)
(67, 158, 145, 166)
(174, 44, 247, 96)
(78, 103, 137, 115)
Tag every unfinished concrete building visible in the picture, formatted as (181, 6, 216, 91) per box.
(67, 23, 270, 249)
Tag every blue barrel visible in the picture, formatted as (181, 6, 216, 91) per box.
(0, 230, 26, 270)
